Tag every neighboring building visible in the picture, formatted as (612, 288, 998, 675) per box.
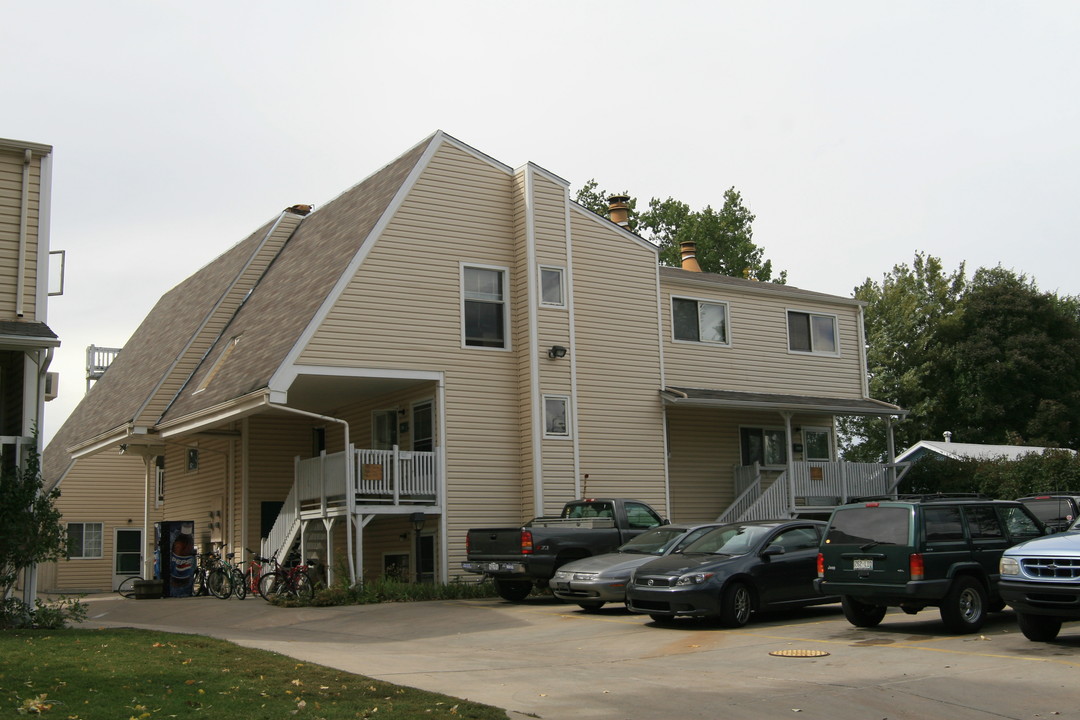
(42, 132, 903, 592)
(896, 437, 1075, 464)
(1, 138, 62, 600)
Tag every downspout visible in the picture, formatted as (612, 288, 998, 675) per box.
(782, 411, 795, 517)
(17, 149, 31, 318)
(269, 404, 354, 584)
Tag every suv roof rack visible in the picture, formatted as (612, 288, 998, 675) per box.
(850, 493, 991, 503)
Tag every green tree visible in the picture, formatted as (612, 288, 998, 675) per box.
(574, 182, 786, 283)
(0, 442, 67, 600)
(842, 255, 1080, 460)
(934, 267, 1080, 449)
(840, 253, 966, 461)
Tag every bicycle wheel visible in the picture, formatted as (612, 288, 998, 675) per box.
(293, 571, 315, 602)
(116, 576, 141, 599)
(207, 568, 232, 599)
(258, 570, 287, 600)
(231, 568, 247, 600)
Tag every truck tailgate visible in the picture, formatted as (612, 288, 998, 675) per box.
(467, 528, 525, 558)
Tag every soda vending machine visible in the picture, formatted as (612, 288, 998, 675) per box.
(154, 521, 196, 597)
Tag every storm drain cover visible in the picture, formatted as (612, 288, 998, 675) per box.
(769, 649, 830, 658)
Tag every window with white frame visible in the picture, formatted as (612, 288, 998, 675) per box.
(673, 297, 730, 345)
(544, 395, 571, 437)
(539, 266, 565, 307)
(787, 310, 838, 354)
(740, 427, 787, 467)
(802, 427, 833, 461)
(462, 264, 508, 348)
(67, 522, 103, 559)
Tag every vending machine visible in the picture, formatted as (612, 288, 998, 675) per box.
(154, 521, 196, 597)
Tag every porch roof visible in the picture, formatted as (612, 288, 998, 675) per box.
(661, 386, 906, 417)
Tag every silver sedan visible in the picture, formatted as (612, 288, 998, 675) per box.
(550, 523, 722, 610)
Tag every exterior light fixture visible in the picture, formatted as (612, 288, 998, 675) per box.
(548, 345, 568, 359)
(410, 512, 426, 533)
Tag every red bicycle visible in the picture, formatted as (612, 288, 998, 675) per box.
(257, 552, 318, 602)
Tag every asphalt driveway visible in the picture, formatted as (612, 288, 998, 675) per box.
(79, 594, 1080, 720)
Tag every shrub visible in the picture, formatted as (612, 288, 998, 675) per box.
(0, 595, 86, 629)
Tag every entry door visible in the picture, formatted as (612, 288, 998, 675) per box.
(113, 528, 143, 589)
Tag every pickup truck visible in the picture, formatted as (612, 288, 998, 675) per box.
(461, 498, 667, 601)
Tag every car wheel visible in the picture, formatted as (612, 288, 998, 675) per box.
(493, 578, 533, 602)
(718, 582, 753, 628)
(1016, 612, 1063, 642)
(577, 601, 605, 612)
(841, 596, 887, 628)
(939, 576, 987, 634)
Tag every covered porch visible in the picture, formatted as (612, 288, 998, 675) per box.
(261, 443, 442, 585)
(661, 386, 907, 523)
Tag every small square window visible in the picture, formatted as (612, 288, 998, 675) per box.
(187, 448, 199, 471)
(540, 266, 565, 307)
(544, 395, 571, 437)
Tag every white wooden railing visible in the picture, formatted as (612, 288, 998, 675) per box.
(355, 446, 437, 503)
(717, 461, 910, 523)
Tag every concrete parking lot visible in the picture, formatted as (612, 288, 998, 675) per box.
(80, 594, 1079, 720)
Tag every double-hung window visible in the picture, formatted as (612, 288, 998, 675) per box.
(740, 427, 788, 468)
(68, 522, 103, 559)
(672, 297, 730, 345)
(787, 310, 838, 354)
(463, 265, 508, 349)
(802, 427, 833, 461)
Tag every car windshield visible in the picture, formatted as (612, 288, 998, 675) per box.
(617, 527, 691, 555)
(1021, 499, 1076, 529)
(680, 524, 773, 555)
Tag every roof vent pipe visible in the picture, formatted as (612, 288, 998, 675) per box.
(680, 241, 703, 272)
(943, 431, 953, 443)
(607, 195, 630, 228)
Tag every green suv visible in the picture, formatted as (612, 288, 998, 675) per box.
(815, 496, 1045, 633)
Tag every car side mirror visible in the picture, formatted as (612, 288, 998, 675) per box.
(762, 545, 785, 559)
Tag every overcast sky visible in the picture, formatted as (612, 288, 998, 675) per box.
(5, 1, 1079, 444)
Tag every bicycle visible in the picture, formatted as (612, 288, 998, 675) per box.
(243, 549, 271, 598)
(223, 552, 247, 600)
(258, 553, 319, 602)
(116, 576, 142, 599)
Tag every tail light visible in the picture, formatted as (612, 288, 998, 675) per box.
(816, 552, 825, 578)
(521, 529, 534, 555)
(909, 553, 924, 580)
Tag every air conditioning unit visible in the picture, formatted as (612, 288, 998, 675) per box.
(44, 372, 59, 401)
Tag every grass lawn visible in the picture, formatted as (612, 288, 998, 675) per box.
(1, 627, 508, 719)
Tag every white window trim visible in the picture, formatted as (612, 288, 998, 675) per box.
(543, 394, 572, 439)
(802, 426, 834, 462)
(739, 425, 788, 469)
(671, 295, 732, 347)
(68, 521, 104, 559)
(786, 308, 840, 356)
(538, 265, 567, 308)
(460, 262, 511, 351)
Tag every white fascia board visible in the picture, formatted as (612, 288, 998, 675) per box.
(67, 424, 144, 459)
(156, 391, 270, 439)
(515, 161, 570, 189)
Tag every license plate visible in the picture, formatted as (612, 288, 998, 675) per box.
(554, 582, 569, 592)
(853, 558, 873, 571)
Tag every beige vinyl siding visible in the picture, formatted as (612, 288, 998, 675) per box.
(668, 408, 838, 522)
(298, 142, 524, 572)
(662, 279, 866, 398)
(160, 435, 235, 552)
(532, 171, 575, 515)
(510, 168, 535, 516)
(0, 150, 42, 320)
(569, 212, 668, 514)
(48, 453, 155, 592)
(243, 415, 317, 554)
